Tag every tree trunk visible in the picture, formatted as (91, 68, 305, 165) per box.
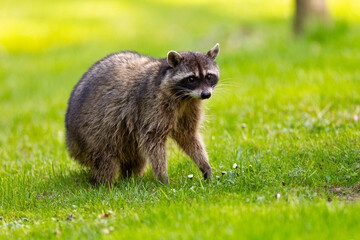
(294, 0, 329, 34)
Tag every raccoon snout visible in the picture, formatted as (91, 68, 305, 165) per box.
(201, 90, 211, 99)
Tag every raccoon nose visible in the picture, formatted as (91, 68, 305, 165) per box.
(201, 90, 211, 99)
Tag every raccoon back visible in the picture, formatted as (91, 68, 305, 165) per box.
(65, 51, 168, 156)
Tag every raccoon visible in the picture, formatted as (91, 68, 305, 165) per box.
(65, 44, 220, 184)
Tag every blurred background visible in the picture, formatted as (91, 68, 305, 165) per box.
(0, 0, 359, 171)
(0, 0, 359, 52)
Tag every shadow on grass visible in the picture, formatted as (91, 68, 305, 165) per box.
(36, 167, 162, 195)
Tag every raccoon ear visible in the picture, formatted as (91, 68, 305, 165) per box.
(206, 43, 220, 60)
(167, 51, 183, 68)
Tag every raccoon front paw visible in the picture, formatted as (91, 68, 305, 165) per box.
(203, 167, 213, 180)
(157, 174, 170, 185)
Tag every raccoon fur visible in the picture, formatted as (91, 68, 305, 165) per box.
(65, 44, 220, 184)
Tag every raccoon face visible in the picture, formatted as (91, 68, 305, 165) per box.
(167, 44, 220, 100)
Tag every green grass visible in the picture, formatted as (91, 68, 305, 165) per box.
(1, 0, 360, 239)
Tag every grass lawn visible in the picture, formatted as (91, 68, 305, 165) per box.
(1, 0, 360, 239)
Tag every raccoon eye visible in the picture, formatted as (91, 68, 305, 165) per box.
(187, 76, 195, 83)
(206, 74, 214, 80)
(206, 74, 218, 86)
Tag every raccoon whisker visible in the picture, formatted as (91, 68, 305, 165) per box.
(168, 90, 189, 102)
(174, 93, 191, 101)
(215, 85, 236, 90)
(219, 79, 238, 87)
(213, 88, 231, 94)
(218, 79, 235, 84)
(215, 83, 231, 88)
(170, 87, 191, 99)
(221, 78, 233, 82)
(169, 93, 185, 101)
(217, 82, 242, 88)
(172, 86, 190, 92)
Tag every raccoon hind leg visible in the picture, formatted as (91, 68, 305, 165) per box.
(119, 150, 147, 178)
(90, 153, 120, 185)
(66, 130, 93, 167)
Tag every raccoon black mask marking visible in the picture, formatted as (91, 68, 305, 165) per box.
(167, 44, 220, 100)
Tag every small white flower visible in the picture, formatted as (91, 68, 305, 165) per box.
(232, 163, 238, 169)
(257, 196, 265, 202)
(188, 174, 194, 179)
(275, 193, 281, 199)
